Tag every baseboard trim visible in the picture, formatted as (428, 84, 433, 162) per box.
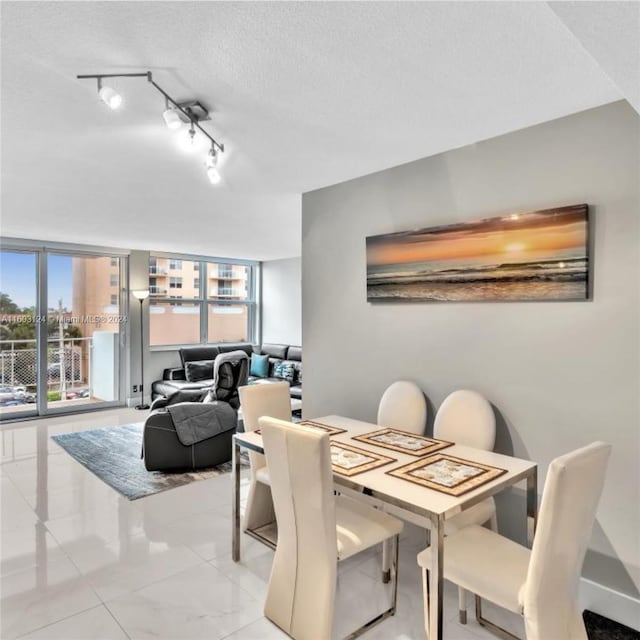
(579, 577, 640, 632)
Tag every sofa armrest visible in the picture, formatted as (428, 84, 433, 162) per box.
(150, 396, 169, 411)
(144, 408, 175, 430)
(163, 367, 186, 381)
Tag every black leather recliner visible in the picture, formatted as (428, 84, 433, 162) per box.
(142, 351, 249, 471)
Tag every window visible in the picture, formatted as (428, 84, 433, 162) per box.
(149, 255, 256, 347)
(110, 273, 118, 286)
(218, 280, 233, 297)
(110, 294, 118, 305)
(110, 257, 118, 267)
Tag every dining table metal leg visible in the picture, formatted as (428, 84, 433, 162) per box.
(232, 437, 241, 562)
(526, 468, 538, 547)
(428, 513, 444, 640)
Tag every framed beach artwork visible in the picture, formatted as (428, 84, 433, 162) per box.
(366, 204, 589, 302)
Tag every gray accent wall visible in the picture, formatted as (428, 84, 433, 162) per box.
(302, 101, 639, 597)
(262, 257, 302, 346)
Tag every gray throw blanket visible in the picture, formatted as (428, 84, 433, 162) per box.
(168, 401, 237, 446)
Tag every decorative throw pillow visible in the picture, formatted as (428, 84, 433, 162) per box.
(184, 360, 215, 382)
(273, 361, 295, 383)
(250, 353, 269, 377)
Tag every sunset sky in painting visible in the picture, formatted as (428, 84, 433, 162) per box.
(367, 206, 588, 266)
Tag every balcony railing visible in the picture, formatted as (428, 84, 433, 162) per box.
(0, 334, 125, 412)
(149, 267, 168, 275)
(0, 337, 93, 399)
(213, 288, 241, 297)
(150, 286, 168, 295)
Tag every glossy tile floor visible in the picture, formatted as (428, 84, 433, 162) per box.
(1, 408, 524, 640)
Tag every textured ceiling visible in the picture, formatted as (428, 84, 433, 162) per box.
(548, 1, 640, 114)
(0, 2, 630, 260)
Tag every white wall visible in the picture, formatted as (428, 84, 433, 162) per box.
(302, 101, 640, 599)
(262, 257, 302, 346)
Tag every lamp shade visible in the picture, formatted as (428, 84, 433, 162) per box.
(132, 289, 150, 301)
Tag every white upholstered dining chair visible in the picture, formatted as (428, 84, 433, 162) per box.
(377, 380, 427, 582)
(417, 441, 611, 640)
(260, 416, 404, 640)
(378, 380, 428, 434)
(433, 389, 498, 621)
(238, 382, 291, 534)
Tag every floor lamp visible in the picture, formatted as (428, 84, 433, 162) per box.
(132, 290, 150, 410)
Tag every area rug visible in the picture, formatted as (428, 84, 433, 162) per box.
(52, 423, 243, 500)
(584, 610, 640, 640)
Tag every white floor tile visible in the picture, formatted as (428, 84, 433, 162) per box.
(1, 522, 69, 577)
(64, 531, 203, 602)
(1, 477, 39, 532)
(44, 499, 149, 556)
(0, 556, 101, 640)
(106, 563, 263, 640)
(221, 617, 289, 639)
(15, 604, 129, 640)
(156, 509, 235, 561)
(209, 540, 275, 601)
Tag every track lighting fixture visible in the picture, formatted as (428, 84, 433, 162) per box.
(77, 71, 225, 186)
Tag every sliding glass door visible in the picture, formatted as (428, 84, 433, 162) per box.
(0, 247, 127, 419)
(46, 253, 125, 413)
(0, 251, 39, 420)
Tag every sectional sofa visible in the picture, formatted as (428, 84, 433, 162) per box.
(151, 342, 302, 402)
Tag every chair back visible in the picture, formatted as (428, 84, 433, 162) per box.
(524, 442, 611, 640)
(433, 390, 495, 450)
(377, 380, 427, 434)
(209, 350, 249, 408)
(260, 417, 337, 640)
(238, 382, 291, 473)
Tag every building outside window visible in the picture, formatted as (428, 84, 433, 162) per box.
(148, 255, 257, 346)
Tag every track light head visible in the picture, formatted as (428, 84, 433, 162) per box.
(205, 146, 222, 184)
(207, 166, 222, 185)
(177, 122, 207, 152)
(205, 146, 218, 168)
(97, 79, 122, 109)
(162, 107, 182, 130)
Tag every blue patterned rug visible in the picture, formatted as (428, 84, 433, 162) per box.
(52, 423, 239, 500)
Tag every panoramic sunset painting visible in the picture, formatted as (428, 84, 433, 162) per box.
(366, 204, 589, 301)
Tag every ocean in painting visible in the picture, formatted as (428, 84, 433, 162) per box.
(367, 256, 588, 301)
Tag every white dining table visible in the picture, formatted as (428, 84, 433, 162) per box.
(231, 415, 538, 640)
